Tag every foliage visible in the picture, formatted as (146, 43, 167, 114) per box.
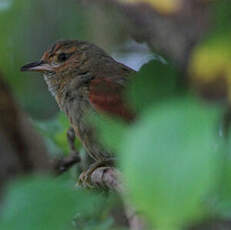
(121, 97, 223, 229)
(0, 176, 114, 230)
(1, 0, 231, 230)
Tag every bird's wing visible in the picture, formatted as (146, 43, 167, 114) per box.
(88, 77, 135, 122)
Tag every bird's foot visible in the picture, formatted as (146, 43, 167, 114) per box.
(54, 153, 81, 175)
(78, 158, 114, 188)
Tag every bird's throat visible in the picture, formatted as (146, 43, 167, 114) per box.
(43, 73, 59, 97)
(43, 73, 73, 110)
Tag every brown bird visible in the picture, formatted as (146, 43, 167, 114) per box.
(21, 40, 135, 182)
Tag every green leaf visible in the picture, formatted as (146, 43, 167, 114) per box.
(88, 114, 128, 153)
(214, 142, 231, 218)
(0, 176, 102, 230)
(212, 0, 231, 34)
(126, 60, 183, 113)
(120, 97, 223, 229)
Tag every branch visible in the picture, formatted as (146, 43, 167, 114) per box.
(88, 166, 146, 230)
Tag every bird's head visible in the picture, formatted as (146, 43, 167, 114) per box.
(21, 40, 98, 76)
(21, 40, 111, 98)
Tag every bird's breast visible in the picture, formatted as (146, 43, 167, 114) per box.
(62, 86, 91, 136)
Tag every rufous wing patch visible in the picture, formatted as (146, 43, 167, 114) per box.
(89, 78, 135, 122)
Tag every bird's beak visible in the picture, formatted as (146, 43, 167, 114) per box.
(21, 60, 53, 72)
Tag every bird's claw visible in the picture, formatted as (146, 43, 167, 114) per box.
(78, 158, 115, 188)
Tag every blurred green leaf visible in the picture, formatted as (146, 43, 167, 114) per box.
(213, 137, 231, 218)
(0, 175, 104, 230)
(121, 96, 223, 229)
(89, 114, 128, 153)
(0, 176, 77, 230)
(212, 0, 231, 34)
(127, 60, 183, 113)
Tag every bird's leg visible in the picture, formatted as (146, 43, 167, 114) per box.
(65, 126, 82, 165)
(67, 127, 79, 155)
(54, 127, 81, 175)
(78, 158, 115, 188)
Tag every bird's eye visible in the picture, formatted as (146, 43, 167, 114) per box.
(57, 53, 69, 62)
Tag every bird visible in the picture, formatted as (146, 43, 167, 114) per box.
(21, 40, 135, 183)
